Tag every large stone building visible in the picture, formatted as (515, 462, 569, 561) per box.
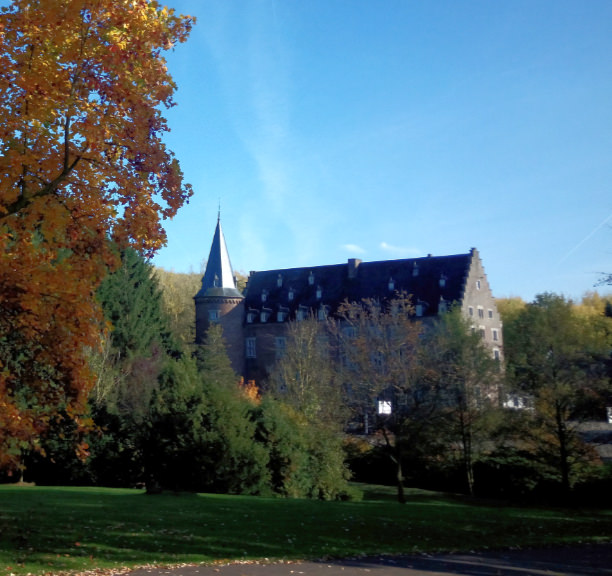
(195, 217, 503, 384)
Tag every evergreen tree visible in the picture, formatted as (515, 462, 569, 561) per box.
(193, 324, 270, 494)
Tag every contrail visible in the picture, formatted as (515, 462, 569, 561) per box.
(558, 210, 612, 265)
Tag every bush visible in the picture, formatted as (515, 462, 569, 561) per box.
(254, 398, 352, 500)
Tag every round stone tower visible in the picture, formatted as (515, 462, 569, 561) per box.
(194, 215, 244, 373)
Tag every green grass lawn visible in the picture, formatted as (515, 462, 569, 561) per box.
(0, 484, 611, 575)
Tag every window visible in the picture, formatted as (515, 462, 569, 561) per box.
(275, 337, 286, 359)
(288, 288, 294, 301)
(492, 328, 499, 342)
(318, 306, 327, 321)
(277, 274, 283, 287)
(476, 280, 481, 290)
(488, 309, 493, 319)
(388, 277, 395, 291)
(277, 307, 288, 322)
(316, 286, 322, 299)
(412, 263, 419, 277)
(297, 305, 308, 321)
(439, 274, 446, 288)
(477, 307, 484, 319)
(261, 289, 268, 302)
(208, 310, 219, 322)
(260, 309, 270, 323)
(246, 310, 255, 323)
(438, 297, 447, 314)
(246, 337, 256, 358)
(415, 303, 424, 317)
(308, 271, 315, 285)
(468, 306, 474, 317)
(479, 327, 486, 339)
(378, 400, 392, 415)
(493, 348, 501, 361)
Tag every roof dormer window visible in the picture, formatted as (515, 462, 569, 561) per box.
(297, 305, 308, 321)
(308, 271, 315, 285)
(277, 274, 283, 288)
(318, 305, 328, 321)
(438, 297, 447, 314)
(316, 285, 322, 299)
(412, 262, 419, 277)
(277, 306, 289, 322)
(388, 277, 395, 291)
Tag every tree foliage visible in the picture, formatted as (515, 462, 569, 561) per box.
(268, 315, 346, 428)
(418, 307, 501, 495)
(503, 293, 612, 492)
(333, 294, 423, 502)
(0, 0, 193, 468)
(154, 267, 201, 345)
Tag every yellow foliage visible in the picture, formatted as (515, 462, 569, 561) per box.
(0, 0, 194, 469)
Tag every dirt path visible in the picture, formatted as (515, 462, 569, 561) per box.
(123, 543, 612, 576)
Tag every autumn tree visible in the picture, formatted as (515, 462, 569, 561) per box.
(504, 293, 612, 493)
(267, 314, 346, 429)
(333, 294, 424, 503)
(0, 0, 193, 469)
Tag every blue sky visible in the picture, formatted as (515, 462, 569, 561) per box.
(152, 0, 612, 302)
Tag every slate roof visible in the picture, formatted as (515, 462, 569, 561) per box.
(195, 216, 243, 300)
(244, 250, 474, 322)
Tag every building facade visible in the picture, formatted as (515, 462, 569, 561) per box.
(195, 218, 503, 384)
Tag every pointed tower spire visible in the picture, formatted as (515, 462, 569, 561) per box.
(196, 215, 242, 298)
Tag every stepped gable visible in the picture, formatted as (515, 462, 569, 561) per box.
(243, 252, 473, 322)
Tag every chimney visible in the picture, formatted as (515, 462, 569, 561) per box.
(347, 258, 362, 279)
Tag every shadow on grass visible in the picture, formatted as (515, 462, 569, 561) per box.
(1, 485, 612, 576)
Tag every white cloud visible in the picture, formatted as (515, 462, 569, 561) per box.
(342, 243, 366, 255)
(380, 242, 421, 257)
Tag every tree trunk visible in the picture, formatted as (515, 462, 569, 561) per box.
(556, 402, 571, 494)
(395, 441, 406, 504)
(459, 410, 474, 496)
(382, 426, 406, 504)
